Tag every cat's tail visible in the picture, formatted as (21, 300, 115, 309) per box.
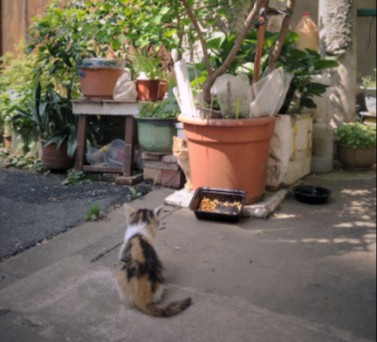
(140, 297, 192, 317)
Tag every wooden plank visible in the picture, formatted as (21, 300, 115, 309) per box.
(74, 115, 87, 171)
(72, 99, 139, 116)
(123, 116, 134, 176)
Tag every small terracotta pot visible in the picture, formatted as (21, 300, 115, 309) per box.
(42, 141, 74, 170)
(136, 80, 168, 101)
(179, 115, 276, 204)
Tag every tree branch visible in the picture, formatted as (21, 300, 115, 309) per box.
(181, 0, 213, 75)
(268, 0, 296, 71)
(202, 0, 263, 102)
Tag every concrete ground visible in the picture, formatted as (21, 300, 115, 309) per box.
(0, 169, 375, 342)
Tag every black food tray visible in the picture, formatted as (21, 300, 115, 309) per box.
(189, 187, 246, 222)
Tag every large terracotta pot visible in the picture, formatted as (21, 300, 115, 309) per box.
(178, 115, 276, 204)
(337, 144, 376, 171)
(42, 141, 74, 170)
(78, 58, 125, 99)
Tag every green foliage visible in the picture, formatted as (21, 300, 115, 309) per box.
(334, 122, 376, 148)
(0, 43, 37, 136)
(361, 69, 376, 89)
(85, 203, 103, 221)
(61, 168, 91, 186)
(188, 30, 338, 114)
(0, 150, 41, 170)
(12, 81, 77, 157)
(138, 91, 180, 119)
(127, 186, 142, 201)
(132, 51, 166, 80)
(276, 32, 339, 113)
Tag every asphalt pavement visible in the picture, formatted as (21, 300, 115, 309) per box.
(0, 166, 152, 260)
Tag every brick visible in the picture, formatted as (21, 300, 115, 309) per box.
(161, 154, 177, 163)
(143, 167, 162, 183)
(141, 152, 162, 161)
(115, 173, 143, 185)
(160, 169, 184, 189)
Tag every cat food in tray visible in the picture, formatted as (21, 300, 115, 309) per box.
(189, 187, 246, 223)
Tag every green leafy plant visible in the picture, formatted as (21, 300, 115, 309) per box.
(61, 168, 91, 185)
(361, 69, 376, 89)
(138, 92, 180, 119)
(12, 81, 77, 157)
(127, 186, 142, 201)
(0, 43, 37, 140)
(132, 51, 166, 80)
(85, 203, 103, 221)
(334, 122, 376, 148)
(0, 151, 40, 170)
(276, 32, 339, 113)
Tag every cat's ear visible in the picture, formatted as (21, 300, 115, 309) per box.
(124, 204, 136, 219)
(153, 205, 164, 217)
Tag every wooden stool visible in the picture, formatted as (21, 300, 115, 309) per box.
(72, 99, 142, 183)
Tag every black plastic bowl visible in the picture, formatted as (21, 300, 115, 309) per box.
(292, 185, 331, 205)
(189, 187, 246, 222)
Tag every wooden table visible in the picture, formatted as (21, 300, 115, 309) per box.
(72, 99, 140, 181)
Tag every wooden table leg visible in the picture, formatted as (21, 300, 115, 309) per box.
(123, 116, 134, 177)
(75, 115, 87, 171)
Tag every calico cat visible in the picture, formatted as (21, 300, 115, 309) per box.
(115, 205, 192, 317)
(172, 136, 192, 191)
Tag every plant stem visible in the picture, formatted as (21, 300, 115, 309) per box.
(268, 0, 296, 71)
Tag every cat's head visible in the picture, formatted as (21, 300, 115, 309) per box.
(173, 136, 188, 155)
(124, 204, 163, 239)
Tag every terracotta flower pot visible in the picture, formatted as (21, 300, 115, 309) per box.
(42, 141, 74, 170)
(78, 58, 125, 99)
(136, 80, 168, 101)
(337, 144, 376, 171)
(179, 115, 276, 204)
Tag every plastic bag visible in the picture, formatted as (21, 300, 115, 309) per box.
(104, 139, 125, 168)
(249, 68, 293, 118)
(211, 74, 252, 118)
(86, 146, 105, 164)
(113, 70, 138, 100)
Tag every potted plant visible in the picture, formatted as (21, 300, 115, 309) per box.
(334, 122, 376, 170)
(28, 0, 130, 100)
(136, 93, 179, 153)
(175, 0, 301, 204)
(13, 81, 77, 170)
(132, 50, 169, 101)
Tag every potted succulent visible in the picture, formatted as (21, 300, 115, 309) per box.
(136, 92, 179, 153)
(334, 122, 376, 170)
